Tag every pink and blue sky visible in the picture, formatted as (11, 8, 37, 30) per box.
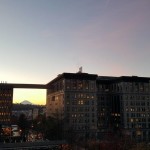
(0, 0, 150, 104)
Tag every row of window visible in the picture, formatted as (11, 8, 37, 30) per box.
(50, 93, 95, 102)
(0, 104, 12, 108)
(0, 98, 12, 104)
(50, 95, 63, 101)
(125, 107, 146, 112)
(48, 80, 96, 92)
(71, 113, 95, 118)
(66, 93, 95, 99)
(0, 119, 10, 122)
(48, 80, 64, 93)
(126, 113, 149, 118)
(127, 123, 147, 129)
(0, 112, 11, 115)
(66, 107, 95, 112)
(66, 99, 95, 106)
(125, 101, 150, 106)
(98, 95, 150, 101)
(65, 80, 95, 91)
(0, 106, 11, 109)
(124, 95, 149, 100)
(0, 94, 12, 97)
(48, 93, 150, 105)
(71, 119, 95, 123)
(98, 82, 150, 93)
(71, 125, 90, 130)
(129, 118, 147, 123)
(129, 113, 150, 118)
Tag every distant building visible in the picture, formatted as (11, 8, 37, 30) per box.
(12, 104, 46, 121)
(12, 109, 33, 121)
(0, 83, 13, 125)
(32, 108, 39, 120)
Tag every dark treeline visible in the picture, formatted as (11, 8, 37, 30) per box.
(12, 104, 45, 111)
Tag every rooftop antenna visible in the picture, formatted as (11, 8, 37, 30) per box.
(79, 66, 82, 73)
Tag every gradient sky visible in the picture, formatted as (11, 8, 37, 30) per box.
(0, 0, 150, 105)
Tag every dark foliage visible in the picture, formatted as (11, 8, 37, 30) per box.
(32, 115, 64, 140)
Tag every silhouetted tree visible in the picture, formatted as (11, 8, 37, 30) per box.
(44, 116, 64, 140)
(32, 114, 46, 134)
(18, 113, 30, 140)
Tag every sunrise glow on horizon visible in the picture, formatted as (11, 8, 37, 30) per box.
(13, 89, 46, 105)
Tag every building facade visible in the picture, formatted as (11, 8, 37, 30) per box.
(46, 72, 98, 139)
(46, 73, 150, 141)
(0, 83, 13, 125)
(97, 76, 150, 141)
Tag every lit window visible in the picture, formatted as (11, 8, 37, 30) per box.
(91, 94, 94, 99)
(130, 118, 134, 122)
(77, 80, 83, 89)
(87, 94, 89, 99)
(78, 100, 84, 105)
